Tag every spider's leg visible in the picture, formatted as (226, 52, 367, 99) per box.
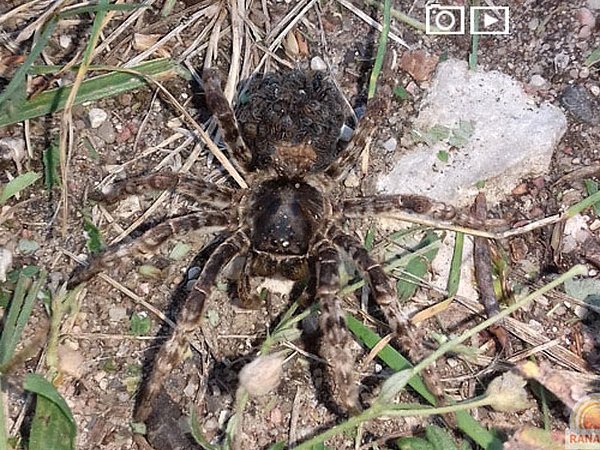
(342, 194, 505, 229)
(68, 211, 230, 287)
(315, 238, 360, 413)
(93, 171, 234, 209)
(203, 69, 252, 171)
(329, 226, 444, 399)
(134, 230, 250, 422)
(236, 254, 263, 309)
(326, 97, 385, 181)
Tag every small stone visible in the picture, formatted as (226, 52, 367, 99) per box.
(382, 136, 397, 153)
(0, 137, 25, 167)
(97, 120, 116, 144)
(561, 85, 600, 124)
(512, 183, 528, 195)
(344, 170, 360, 188)
(119, 93, 133, 106)
(591, 85, 600, 96)
(310, 56, 327, 71)
(183, 380, 197, 398)
(88, 108, 108, 128)
(108, 306, 127, 322)
(579, 67, 590, 79)
(530, 74, 546, 88)
(59, 34, 72, 49)
(528, 17, 540, 30)
(579, 25, 593, 39)
(578, 7, 596, 27)
(0, 247, 13, 282)
(554, 53, 570, 71)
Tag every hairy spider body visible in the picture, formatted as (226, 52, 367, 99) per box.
(69, 68, 472, 435)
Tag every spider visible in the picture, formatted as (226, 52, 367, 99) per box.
(68, 67, 474, 428)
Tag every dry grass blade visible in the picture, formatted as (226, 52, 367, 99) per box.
(58, 0, 112, 236)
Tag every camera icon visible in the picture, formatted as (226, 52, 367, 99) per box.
(425, 4, 465, 35)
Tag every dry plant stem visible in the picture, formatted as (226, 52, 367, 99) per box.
(294, 265, 586, 449)
(58, 1, 110, 236)
(376, 211, 563, 240)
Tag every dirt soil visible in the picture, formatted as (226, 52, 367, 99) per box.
(0, 0, 599, 449)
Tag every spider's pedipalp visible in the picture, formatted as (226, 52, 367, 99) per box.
(92, 172, 234, 209)
(135, 229, 251, 423)
(202, 68, 252, 171)
(315, 239, 360, 414)
(68, 211, 230, 288)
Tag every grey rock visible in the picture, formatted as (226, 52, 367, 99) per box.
(377, 59, 567, 207)
(561, 84, 600, 124)
(97, 120, 116, 144)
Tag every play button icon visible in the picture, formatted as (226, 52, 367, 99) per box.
(470, 6, 510, 35)
(483, 13, 499, 28)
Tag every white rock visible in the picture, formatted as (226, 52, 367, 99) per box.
(0, 137, 26, 166)
(588, 0, 600, 9)
(0, 247, 12, 282)
(382, 137, 397, 153)
(310, 56, 327, 72)
(59, 34, 72, 49)
(377, 59, 567, 207)
(530, 74, 547, 87)
(88, 108, 108, 129)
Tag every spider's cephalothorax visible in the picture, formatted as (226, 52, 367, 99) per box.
(68, 68, 472, 429)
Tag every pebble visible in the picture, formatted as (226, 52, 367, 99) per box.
(530, 74, 547, 88)
(528, 17, 540, 30)
(108, 306, 127, 322)
(310, 56, 327, 71)
(579, 25, 593, 39)
(0, 137, 25, 166)
(0, 247, 13, 282)
(97, 120, 116, 144)
(578, 7, 596, 27)
(343, 170, 360, 188)
(88, 108, 108, 128)
(560, 84, 600, 124)
(59, 34, 72, 49)
(554, 53, 570, 71)
(383, 136, 397, 153)
(591, 85, 600, 96)
(579, 67, 590, 79)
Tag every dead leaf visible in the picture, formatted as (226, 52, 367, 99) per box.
(400, 50, 439, 82)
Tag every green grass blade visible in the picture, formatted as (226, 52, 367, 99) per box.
(189, 408, 221, 450)
(585, 46, 600, 66)
(584, 179, 600, 215)
(566, 189, 600, 217)
(367, 0, 391, 99)
(0, 269, 47, 367)
(346, 315, 435, 404)
(0, 172, 42, 205)
(25, 374, 76, 450)
(0, 59, 180, 127)
(446, 232, 464, 298)
(43, 142, 61, 188)
(0, 17, 58, 110)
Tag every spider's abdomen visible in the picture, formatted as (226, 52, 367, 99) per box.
(250, 179, 324, 255)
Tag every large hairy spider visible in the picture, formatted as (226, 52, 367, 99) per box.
(69, 68, 470, 427)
